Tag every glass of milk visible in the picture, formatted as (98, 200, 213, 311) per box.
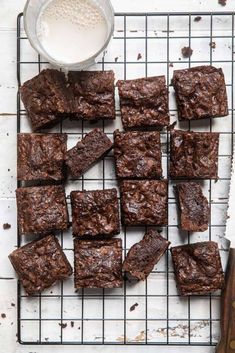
(24, 0, 114, 70)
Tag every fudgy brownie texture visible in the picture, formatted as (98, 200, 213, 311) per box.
(68, 70, 115, 120)
(74, 238, 123, 288)
(170, 130, 219, 179)
(117, 76, 169, 129)
(113, 130, 162, 178)
(175, 182, 210, 232)
(123, 229, 170, 281)
(20, 69, 73, 131)
(171, 241, 225, 296)
(120, 180, 168, 226)
(65, 128, 112, 178)
(17, 133, 67, 181)
(9, 235, 72, 295)
(172, 66, 228, 121)
(16, 185, 69, 235)
(71, 189, 120, 237)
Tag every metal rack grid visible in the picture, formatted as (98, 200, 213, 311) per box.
(16, 12, 234, 346)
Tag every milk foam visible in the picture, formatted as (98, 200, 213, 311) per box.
(37, 0, 108, 64)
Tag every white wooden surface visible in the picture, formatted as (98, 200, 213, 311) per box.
(1, 0, 235, 352)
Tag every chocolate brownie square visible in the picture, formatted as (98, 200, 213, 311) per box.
(68, 70, 115, 120)
(170, 130, 219, 179)
(120, 180, 168, 226)
(123, 229, 170, 281)
(175, 182, 210, 232)
(17, 133, 67, 181)
(65, 128, 112, 178)
(114, 130, 162, 178)
(74, 238, 123, 288)
(172, 65, 228, 121)
(171, 242, 225, 296)
(71, 189, 120, 237)
(16, 185, 69, 235)
(117, 76, 169, 129)
(9, 235, 72, 295)
(20, 69, 73, 131)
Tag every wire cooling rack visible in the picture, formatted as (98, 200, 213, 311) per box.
(16, 12, 234, 346)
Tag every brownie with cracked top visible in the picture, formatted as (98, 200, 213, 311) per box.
(65, 128, 112, 179)
(16, 185, 69, 235)
(114, 130, 162, 178)
(71, 189, 120, 237)
(20, 69, 73, 131)
(9, 235, 72, 295)
(171, 241, 225, 296)
(123, 229, 170, 281)
(170, 130, 219, 179)
(17, 133, 67, 181)
(120, 180, 168, 226)
(117, 76, 169, 129)
(74, 238, 123, 288)
(68, 70, 115, 120)
(172, 65, 228, 121)
(175, 182, 210, 232)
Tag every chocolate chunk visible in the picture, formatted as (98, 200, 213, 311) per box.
(71, 189, 120, 237)
(68, 71, 115, 120)
(20, 69, 73, 131)
(171, 241, 225, 296)
(117, 76, 169, 129)
(9, 235, 72, 295)
(172, 65, 228, 121)
(123, 229, 170, 280)
(114, 130, 162, 179)
(170, 130, 219, 179)
(16, 185, 69, 235)
(181, 46, 193, 58)
(120, 180, 168, 226)
(175, 182, 210, 232)
(65, 128, 112, 178)
(74, 238, 123, 288)
(17, 133, 67, 181)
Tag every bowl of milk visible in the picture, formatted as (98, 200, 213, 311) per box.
(24, 0, 114, 70)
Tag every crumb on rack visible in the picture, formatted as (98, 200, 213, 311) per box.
(181, 46, 193, 58)
(3, 223, 11, 230)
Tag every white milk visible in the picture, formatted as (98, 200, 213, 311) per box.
(37, 0, 108, 64)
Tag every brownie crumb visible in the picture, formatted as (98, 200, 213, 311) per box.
(169, 63, 174, 67)
(137, 53, 142, 60)
(59, 323, 67, 329)
(45, 337, 49, 341)
(3, 223, 11, 230)
(70, 321, 74, 328)
(218, 0, 226, 6)
(167, 121, 177, 131)
(115, 57, 119, 62)
(1, 313, 6, 319)
(130, 303, 139, 312)
(181, 46, 193, 58)
(11, 303, 15, 307)
(209, 41, 216, 49)
(194, 16, 202, 22)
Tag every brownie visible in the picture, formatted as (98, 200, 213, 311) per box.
(9, 235, 72, 295)
(68, 70, 115, 120)
(65, 128, 112, 178)
(20, 69, 73, 131)
(114, 130, 162, 178)
(74, 238, 123, 288)
(123, 229, 170, 281)
(172, 66, 228, 121)
(175, 182, 210, 232)
(17, 133, 67, 181)
(171, 241, 225, 296)
(117, 76, 169, 129)
(170, 130, 219, 179)
(120, 180, 168, 226)
(16, 185, 69, 235)
(71, 189, 120, 237)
